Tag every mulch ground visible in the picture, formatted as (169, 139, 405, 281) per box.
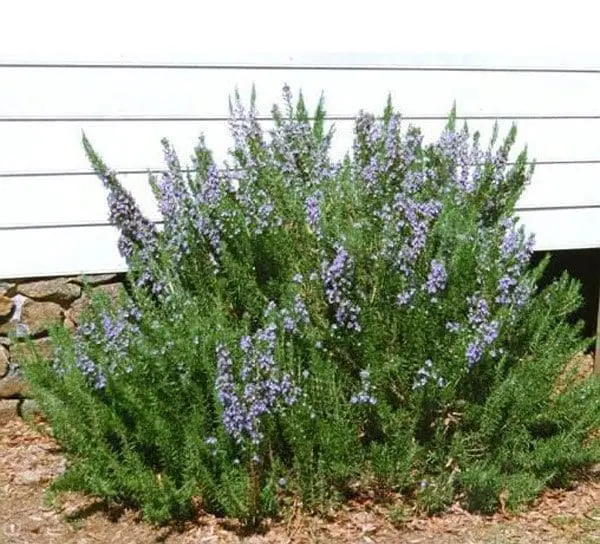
(2, 355, 600, 543)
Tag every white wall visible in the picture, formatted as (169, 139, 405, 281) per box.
(1, 1, 600, 278)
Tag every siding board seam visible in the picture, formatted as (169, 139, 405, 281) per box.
(3, 160, 600, 179)
(4, 202, 600, 231)
(3, 62, 600, 73)
(3, 115, 600, 122)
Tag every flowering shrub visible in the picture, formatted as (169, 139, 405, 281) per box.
(20, 87, 600, 526)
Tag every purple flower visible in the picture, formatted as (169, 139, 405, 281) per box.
(438, 128, 460, 163)
(402, 127, 423, 169)
(268, 85, 335, 189)
(397, 288, 416, 307)
(102, 174, 164, 294)
(74, 352, 106, 390)
(350, 369, 377, 405)
(467, 296, 490, 327)
(292, 295, 310, 327)
(228, 90, 264, 170)
(435, 125, 488, 198)
(495, 218, 536, 310)
(84, 136, 161, 292)
(150, 139, 198, 261)
(215, 344, 248, 442)
(282, 315, 296, 332)
(412, 359, 446, 390)
(305, 191, 322, 235)
(403, 169, 425, 193)
(500, 221, 520, 261)
(496, 275, 517, 304)
(424, 260, 448, 295)
(101, 313, 128, 355)
(466, 339, 484, 368)
(380, 195, 442, 278)
(513, 281, 532, 307)
(383, 113, 402, 170)
(481, 320, 500, 345)
(464, 296, 502, 369)
(215, 324, 301, 446)
(101, 173, 158, 256)
(322, 245, 361, 332)
(58, 302, 143, 390)
(271, 296, 310, 335)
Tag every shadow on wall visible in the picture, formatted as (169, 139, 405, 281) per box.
(531, 248, 600, 350)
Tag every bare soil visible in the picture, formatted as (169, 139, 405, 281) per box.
(2, 356, 600, 543)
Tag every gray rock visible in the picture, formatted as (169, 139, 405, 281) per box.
(17, 278, 81, 307)
(18, 398, 42, 419)
(70, 273, 120, 287)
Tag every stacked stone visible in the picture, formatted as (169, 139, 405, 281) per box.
(0, 273, 125, 422)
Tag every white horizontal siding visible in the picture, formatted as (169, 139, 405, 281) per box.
(3, 163, 600, 230)
(2, 118, 600, 174)
(3, 207, 600, 280)
(4, 69, 600, 119)
(2, 53, 600, 277)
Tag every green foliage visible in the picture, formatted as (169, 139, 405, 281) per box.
(18, 86, 600, 527)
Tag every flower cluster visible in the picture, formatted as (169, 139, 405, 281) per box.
(412, 359, 446, 390)
(101, 172, 165, 295)
(228, 90, 265, 171)
(280, 295, 310, 334)
(60, 304, 143, 390)
(436, 126, 483, 196)
(100, 306, 141, 357)
(322, 245, 361, 332)
(397, 288, 417, 307)
(237, 186, 281, 235)
(393, 197, 442, 275)
(376, 194, 442, 308)
(465, 296, 500, 368)
(401, 126, 424, 171)
(353, 111, 421, 196)
(495, 217, 535, 308)
(193, 163, 231, 270)
(215, 323, 300, 446)
(304, 190, 323, 238)
(151, 139, 195, 261)
(72, 350, 107, 390)
(424, 259, 448, 297)
(350, 369, 377, 405)
(101, 172, 158, 261)
(269, 85, 335, 189)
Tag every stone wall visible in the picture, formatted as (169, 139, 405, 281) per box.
(0, 273, 126, 422)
